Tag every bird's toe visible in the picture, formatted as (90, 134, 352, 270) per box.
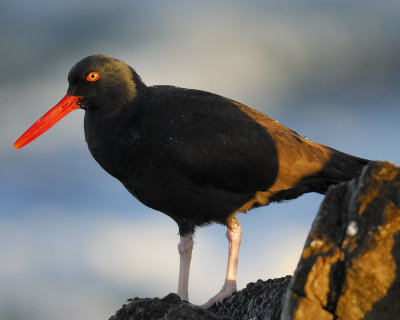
(199, 280, 237, 309)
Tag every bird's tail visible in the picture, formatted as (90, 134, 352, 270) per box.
(295, 145, 371, 197)
(270, 145, 371, 203)
(320, 147, 370, 186)
(293, 146, 370, 198)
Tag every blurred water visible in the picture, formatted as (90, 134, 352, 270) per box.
(1, 1, 399, 319)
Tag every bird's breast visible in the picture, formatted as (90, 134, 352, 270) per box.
(84, 113, 141, 178)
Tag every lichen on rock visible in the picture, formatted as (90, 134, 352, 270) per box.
(282, 161, 400, 320)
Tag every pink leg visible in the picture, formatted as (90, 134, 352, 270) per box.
(177, 234, 194, 301)
(201, 220, 242, 309)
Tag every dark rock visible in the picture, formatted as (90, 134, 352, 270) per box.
(211, 276, 291, 320)
(109, 276, 291, 320)
(282, 161, 400, 320)
(109, 293, 186, 320)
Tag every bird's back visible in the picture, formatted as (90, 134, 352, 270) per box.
(84, 85, 369, 233)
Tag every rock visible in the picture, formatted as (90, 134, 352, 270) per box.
(109, 276, 291, 320)
(211, 276, 292, 320)
(282, 161, 400, 320)
(109, 293, 187, 320)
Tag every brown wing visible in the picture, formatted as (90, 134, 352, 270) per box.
(230, 100, 333, 196)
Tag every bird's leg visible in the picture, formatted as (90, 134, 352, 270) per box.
(177, 233, 194, 301)
(201, 218, 242, 309)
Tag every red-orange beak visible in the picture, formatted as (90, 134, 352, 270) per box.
(14, 94, 82, 149)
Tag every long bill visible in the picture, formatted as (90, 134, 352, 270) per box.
(14, 94, 82, 149)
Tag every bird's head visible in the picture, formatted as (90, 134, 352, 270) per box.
(68, 55, 140, 112)
(14, 55, 144, 149)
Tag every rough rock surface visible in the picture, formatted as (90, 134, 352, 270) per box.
(282, 161, 400, 320)
(109, 276, 291, 320)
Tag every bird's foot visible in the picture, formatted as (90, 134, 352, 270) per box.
(199, 279, 237, 309)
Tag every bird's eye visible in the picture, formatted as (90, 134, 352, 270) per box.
(86, 72, 100, 82)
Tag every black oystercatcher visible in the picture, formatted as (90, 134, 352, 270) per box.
(14, 55, 369, 308)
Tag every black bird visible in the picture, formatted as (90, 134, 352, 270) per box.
(14, 55, 369, 308)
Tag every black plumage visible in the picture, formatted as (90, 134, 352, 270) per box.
(68, 55, 368, 235)
(14, 54, 370, 306)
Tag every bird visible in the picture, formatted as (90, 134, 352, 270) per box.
(14, 54, 369, 308)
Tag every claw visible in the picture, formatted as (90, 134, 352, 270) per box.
(200, 279, 237, 309)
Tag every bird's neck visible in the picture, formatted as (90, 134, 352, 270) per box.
(83, 102, 143, 180)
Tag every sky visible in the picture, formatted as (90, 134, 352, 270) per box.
(1, 1, 400, 319)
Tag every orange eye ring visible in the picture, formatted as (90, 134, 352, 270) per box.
(86, 72, 100, 82)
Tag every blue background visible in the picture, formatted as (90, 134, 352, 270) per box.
(1, 1, 400, 319)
